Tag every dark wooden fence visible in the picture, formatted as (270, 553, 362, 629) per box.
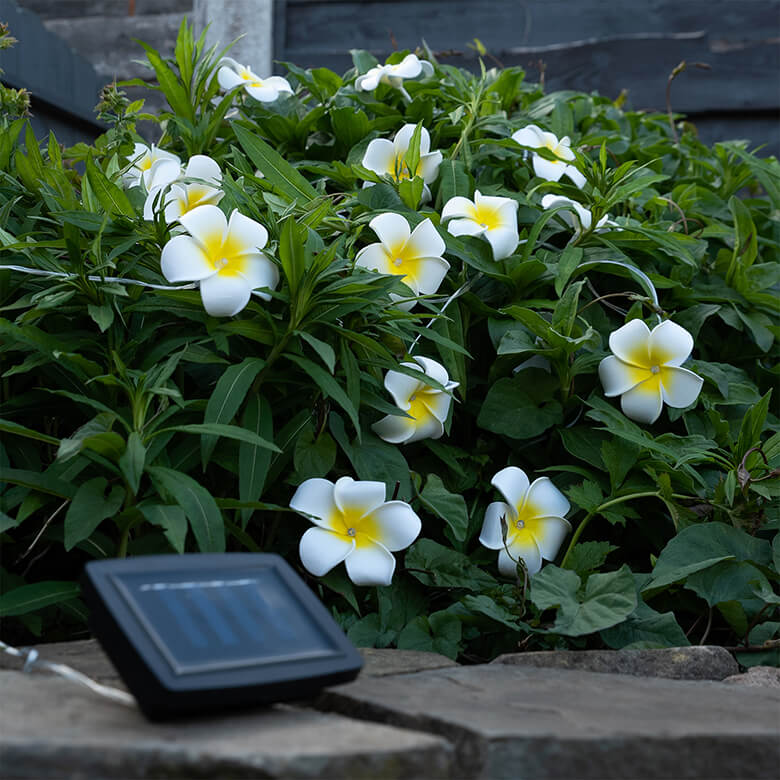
(274, 0, 780, 156)
(0, 0, 106, 145)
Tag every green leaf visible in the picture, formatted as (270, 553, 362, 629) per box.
(601, 610, 689, 649)
(64, 477, 125, 551)
(397, 610, 462, 660)
(85, 155, 135, 218)
(437, 158, 471, 206)
(297, 331, 336, 373)
(138, 39, 194, 120)
(554, 247, 584, 297)
(531, 564, 637, 636)
(0, 418, 59, 446)
(148, 467, 225, 552)
(460, 594, 529, 632)
(202, 357, 266, 467)
(0, 581, 81, 618)
(239, 394, 274, 524)
(477, 376, 562, 440)
(294, 425, 337, 480)
(57, 413, 125, 464)
(405, 539, 497, 591)
(600, 438, 640, 491)
(0, 468, 76, 498)
(119, 431, 146, 495)
(645, 522, 773, 591)
(418, 474, 469, 542)
(234, 124, 320, 204)
(319, 567, 360, 614)
(287, 354, 360, 434)
(566, 480, 603, 513)
(87, 302, 114, 332)
(159, 423, 279, 452)
(685, 560, 770, 608)
(347, 613, 380, 647)
(138, 503, 188, 553)
(563, 541, 617, 576)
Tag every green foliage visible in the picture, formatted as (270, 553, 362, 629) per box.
(0, 23, 777, 658)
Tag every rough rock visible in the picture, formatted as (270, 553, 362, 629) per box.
(359, 648, 457, 677)
(723, 665, 780, 688)
(317, 664, 780, 779)
(491, 645, 739, 680)
(0, 671, 452, 779)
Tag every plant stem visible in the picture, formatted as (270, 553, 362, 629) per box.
(117, 526, 130, 558)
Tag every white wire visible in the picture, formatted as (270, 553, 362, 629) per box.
(0, 638, 136, 707)
(0, 264, 197, 291)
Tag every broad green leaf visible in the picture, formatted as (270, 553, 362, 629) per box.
(645, 522, 773, 591)
(294, 424, 337, 481)
(85, 155, 135, 217)
(397, 610, 462, 660)
(478, 376, 562, 439)
(148, 467, 225, 552)
(119, 432, 146, 496)
(239, 394, 274, 525)
(0, 581, 81, 617)
(202, 357, 266, 467)
(532, 564, 637, 637)
(563, 541, 617, 576)
(64, 478, 125, 551)
(297, 331, 336, 373)
(405, 539, 497, 592)
(418, 474, 469, 542)
(685, 560, 770, 608)
(139, 503, 188, 553)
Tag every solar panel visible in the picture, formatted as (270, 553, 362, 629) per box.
(82, 554, 362, 720)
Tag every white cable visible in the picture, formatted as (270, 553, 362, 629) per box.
(1, 638, 136, 707)
(0, 264, 197, 291)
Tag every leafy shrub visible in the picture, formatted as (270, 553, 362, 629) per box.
(1, 22, 777, 664)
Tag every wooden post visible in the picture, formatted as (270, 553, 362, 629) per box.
(193, 0, 274, 77)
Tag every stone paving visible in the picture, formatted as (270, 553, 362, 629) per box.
(1, 640, 779, 779)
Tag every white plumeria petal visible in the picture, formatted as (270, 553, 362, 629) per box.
(499, 539, 542, 576)
(247, 84, 280, 102)
(533, 155, 567, 183)
(368, 501, 422, 551)
(394, 124, 430, 156)
(608, 319, 652, 367)
(418, 150, 442, 183)
(237, 254, 279, 300)
(263, 75, 293, 94)
(620, 380, 664, 424)
(199, 273, 252, 317)
(371, 412, 417, 444)
(564, 165, 587, 188)
(355, 243, 394, 275)
(446, 218, 485, 238)
(333, 476, 386, 518)
(523, 477, 571, 520)
(411, 255, 450, 295)
(289, 478, 340, 530)
(369, 212, 411, 252)
(217, 66, 245, 91)
(484, 226, 520, 260)
(533, 516, 573, 562)
(511, 125, 545, 148)
(406, 218, 446, 259)
(384, 369, 422, 409)
(389, 54, 423, 79)
(480, 502, 512, 549)
(160, 235, 215, 282)
(648, 319, 694, 366)
(362, 138, 397, 176)
(660, 366, 704, 409)
(178, 205, 227, 250)
(491, 466, 529, 517)
(299, 527, 355, 577)
(412, 356, 450, 388)
(441, 196, 478, 222)
(184, 154, 222, 185)
(226, 210, 269, 254)
(355, 69, 384, 91)
(598, 355, 647, 397)
(146, 158, 181, 192)
(344, 541, 396, 586)
(419, 59, 434, 78)
(418, 390, 452, 425)
(402, 410, 445, 443)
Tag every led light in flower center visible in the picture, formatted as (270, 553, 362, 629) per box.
(330, 506, 382, 549)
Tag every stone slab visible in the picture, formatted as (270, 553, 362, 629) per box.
(359, 648, 457, 677)
(723, 665, 780, 689)
(0, 671, 452, 779)
(491, 645, 739, 680)
(316, 664, 780, 779)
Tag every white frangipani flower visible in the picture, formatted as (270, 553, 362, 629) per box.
(123, 143, 181, 191)
(599, 319, 704, 424)
(479, 466, 571, 577)
(143, 154, 224, 222)
(511, 125, 586, 188)
(355, 53, 434, 91)
(441, 190, 519, 260)
(355, 212, 449, 310)
(217, 57, 293, 102)
(373, 356, 458, 444)
(290, 476, 422, 586)
(541, 194, 617, 236)
(362, 124, 442, 200)
(160, 205, 279, 317)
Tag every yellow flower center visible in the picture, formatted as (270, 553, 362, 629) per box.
(199, 230, 251, 278)
(506, 498, 543, 546)
(390, 153, 421, 182)
(472, 202, 503, 231)
(385, 239, 421, 282)
(331, 506, 382, 549)
(140, 157, 153, 171)
(407, 393, 434, 425)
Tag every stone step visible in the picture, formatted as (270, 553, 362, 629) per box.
(14, 1, 192, 20)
